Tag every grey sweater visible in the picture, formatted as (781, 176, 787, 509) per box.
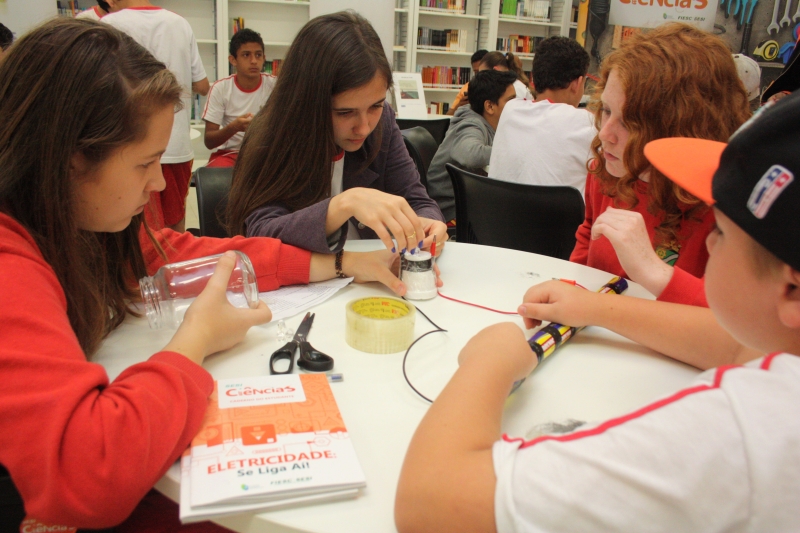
(426, 105, 495, 221)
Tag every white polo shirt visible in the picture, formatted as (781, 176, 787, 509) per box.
(494, 353, 800, 532)
(103, 7, 206, 164)
(75, 6, 103, 20)
(489, 98, 595, 195)
(513, 79, 533, 101)
(202, 74, 276, 151)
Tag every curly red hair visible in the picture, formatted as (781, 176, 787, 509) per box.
(588, 23, 751, 247)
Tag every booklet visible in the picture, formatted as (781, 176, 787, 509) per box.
(180, 374, 366, 522)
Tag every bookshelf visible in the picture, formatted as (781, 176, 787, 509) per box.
(394, 0, 414, 72)
(409, 0, 576, 110)
(148, 0, 579, 115)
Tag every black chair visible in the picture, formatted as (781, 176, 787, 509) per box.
(445, 163, 585, 260)
(193, 166, 233, 238)
(400, 127, 439, 190)
(395, 117, 450, 146)
(0, 465, 24, 532)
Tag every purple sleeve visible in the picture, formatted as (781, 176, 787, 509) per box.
(244, 199, 346, 254)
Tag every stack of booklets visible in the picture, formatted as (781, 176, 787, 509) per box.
(179, 374, 366, 522)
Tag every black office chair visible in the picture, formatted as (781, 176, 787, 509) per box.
(193, 166, 234, 238)
(445, 163, 585, 260)
(400, 127, 439, 190)
(395, 117, 450, 146)
(0, 465, 24, 532)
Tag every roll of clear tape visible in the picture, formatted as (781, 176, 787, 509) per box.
(345, 297, 416, 354)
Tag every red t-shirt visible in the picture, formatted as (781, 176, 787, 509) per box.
(571, 173, 712, 307)
(0, 212, 310, 528)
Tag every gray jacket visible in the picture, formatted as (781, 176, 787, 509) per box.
(426, 105, 495, 221)
(244, 103, 444, 253)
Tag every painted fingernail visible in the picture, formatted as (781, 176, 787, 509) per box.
(418, 240, 424, 248)
(391, 247, 396, 253)
(411, 248, 417, 255)
(401, 248, 407, 254)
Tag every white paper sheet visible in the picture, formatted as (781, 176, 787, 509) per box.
(257, 277, 353, 322)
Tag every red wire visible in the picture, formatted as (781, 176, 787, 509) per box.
(436, 290, 518, 315)
(435, 279, 587, 315)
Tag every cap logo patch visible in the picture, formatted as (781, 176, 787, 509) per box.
(747, 165, 794, 219)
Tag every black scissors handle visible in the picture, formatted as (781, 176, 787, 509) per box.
(269, 341, 298, 375)
(297, 341, 334, 372)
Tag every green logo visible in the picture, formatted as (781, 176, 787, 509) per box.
(656, 247, 679, 266)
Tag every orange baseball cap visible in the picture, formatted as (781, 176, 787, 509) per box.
(644, 138, 725, 205)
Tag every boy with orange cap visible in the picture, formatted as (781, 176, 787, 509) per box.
(396, 93, 800, 532)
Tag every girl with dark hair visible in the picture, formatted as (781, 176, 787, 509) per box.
(572, 23, 751, 306)
(478, 51, 534, 100)
(0, 18, 409, 530)
(227, 11, 447, 257)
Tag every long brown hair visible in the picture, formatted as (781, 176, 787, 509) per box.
(479, 51, 531, 88)
(0, 18, 183, 355)
(227, 10, 393, 236)
(589, 23, 750, 247)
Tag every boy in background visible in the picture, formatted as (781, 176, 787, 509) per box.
(489, 36, 593, 195)
(104, 0, 210, 232)
(426, 70, 517, 222)
(202, 28, 275, 168)
(447, 48, 489, 116)
(395, 93, 800, 531)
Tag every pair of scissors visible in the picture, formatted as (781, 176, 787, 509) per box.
(269, 312, 334, 374)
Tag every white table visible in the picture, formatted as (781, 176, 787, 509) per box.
(94, 242, 701, 533)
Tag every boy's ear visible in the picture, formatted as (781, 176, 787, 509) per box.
(776, 266, 800, 329)
(568, 76, 584, 94)
(228, 55, 236, 66)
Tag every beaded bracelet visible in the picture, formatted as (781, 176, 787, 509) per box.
(335, 249, 347, 278)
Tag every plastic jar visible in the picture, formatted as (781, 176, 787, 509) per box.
(400, 250, 437, 300)
(139, 251, 258, 329)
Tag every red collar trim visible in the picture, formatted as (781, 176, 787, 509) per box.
(760, 352, 783, 369)
(93, 5, 104, 16)
(332, 150, 345, 162)
(234, 74, 263, 93)
(125, 6, 163, 10)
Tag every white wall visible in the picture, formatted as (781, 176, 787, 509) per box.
(309, 0, 394, 66)
(0, 0, 57, 38)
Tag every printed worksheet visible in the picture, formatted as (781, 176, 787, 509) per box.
(258, 277, 353, 322)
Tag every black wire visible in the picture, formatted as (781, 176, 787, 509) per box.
(401, 301, 447, 403)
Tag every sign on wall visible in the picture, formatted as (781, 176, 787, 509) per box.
(609, 0, 720, 31)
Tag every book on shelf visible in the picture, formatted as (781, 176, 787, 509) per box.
(417, 65, 471, 88)
(496, 35, 543, 55)
(417, 28, 468, 53)
(231, 17, 245, 35)
(264, 59, 283, 76)
(429, 101, 451, 114)
(499, 0, 551, 21)
(56, 1, 80, 17)
(419, 0, 468, 13)
(179, 374, 366, 523)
